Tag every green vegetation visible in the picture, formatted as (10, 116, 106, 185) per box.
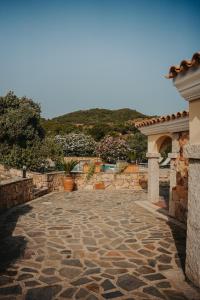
(63, 160, 78, 175)
(42, 108, 150, 136)
(0, 92, 149, 170)
(0, 92, 63, 171)
(86, 163, 96, 181)
(127, 132, 148, 162)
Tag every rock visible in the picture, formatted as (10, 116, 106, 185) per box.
(101, 279, 116, 291)
(59, 267, 82, 280)
(25, 285, 62, 300)
(117, 274, 146, 291)
(0, 285, 22, 296)
(144, 273, 166, 281)
(61, 259, 83, 268)
(38, 275, 61, 284)
(60, 287, 77, 298)
(75, 288, 89, 299)
(143, 286, 165, 299)
(71, 277, 92, 286)
(102, 291, 124, 299)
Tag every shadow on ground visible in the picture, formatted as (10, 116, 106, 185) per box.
(0, 204, 32, 273)
(167, 221, 186, 272)
(158, 183, 186, 270)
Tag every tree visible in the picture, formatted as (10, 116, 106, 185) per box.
(0, 91, 63, 170)
(87, 123, 111, 141)
(56, 133, 96, 157)
(0, 91, 44, 146)
(127, 132, 147, 162)
(96, 135, 130, 163)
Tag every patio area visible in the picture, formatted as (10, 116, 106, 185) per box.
(0, 190, 199, 300)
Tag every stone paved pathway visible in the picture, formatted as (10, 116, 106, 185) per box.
(0, 191, 199, 300)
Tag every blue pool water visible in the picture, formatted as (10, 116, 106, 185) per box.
(102, 164, 116, 172)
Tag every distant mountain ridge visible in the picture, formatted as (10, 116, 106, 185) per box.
(42, 108, 152, 136)
(48, 108, 148, 125)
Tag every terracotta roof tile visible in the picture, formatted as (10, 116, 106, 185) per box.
(167, 51, 200, 78)
(135, 111, 189, 128)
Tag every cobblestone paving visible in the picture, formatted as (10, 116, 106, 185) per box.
(0, 191, 199, 300)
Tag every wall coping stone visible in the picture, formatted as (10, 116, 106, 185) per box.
(168, 152, 179, 159)
(184, 144, 200, 159)
(0, 177, 32, 186)
(146, 153, 161, 159)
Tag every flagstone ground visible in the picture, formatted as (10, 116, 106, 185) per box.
(0, 191, 199, 300)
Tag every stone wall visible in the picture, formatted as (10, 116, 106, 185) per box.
(0, 164, 46, 189)
(64, 156, 101, 163)
(46, 172, 65, 192)
(0, 164, 65, 192)
(172, 131, 189, 223)
(0, 177, 33, 211)
(74, 172, 148, 191)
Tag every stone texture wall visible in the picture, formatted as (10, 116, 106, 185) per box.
(74, 172, 148, 191)
(64, 156, 101, 163)
(0, 178, 33, 211)
(0, 164, 66, 192)
(172, 131, 189, 223)
(46, 172, 65, 192)
(0, 164, 46, 189)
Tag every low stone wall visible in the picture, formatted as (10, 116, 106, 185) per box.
(74, 172, 148, 191)
(0, 177, 33, 211)
(0, 164, 46, 189)
(0, 164, 65, 192)
(46, 172, 65, 192)
(64, 156, 101, 163)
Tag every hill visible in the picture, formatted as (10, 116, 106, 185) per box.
(51, 108, 147, 125)
(41, 108, 151, 137)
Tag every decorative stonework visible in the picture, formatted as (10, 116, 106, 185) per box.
(0, 178, 33, 211)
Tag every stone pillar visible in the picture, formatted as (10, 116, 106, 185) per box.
(168, 135, 179, 216)
(168, 152, 178, 216)
(172, 63, 200, 287)
(184, 145, 200, 287)
(146, 153, 160, 203)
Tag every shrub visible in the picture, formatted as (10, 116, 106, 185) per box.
(96, 135, 130, 163)
(127, 132, 147, 162)
(0, 137, 64, 171)
(56, 133, 96, 157)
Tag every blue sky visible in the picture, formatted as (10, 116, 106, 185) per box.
(0, 0, 199, 118)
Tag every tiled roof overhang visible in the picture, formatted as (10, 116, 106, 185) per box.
(166, 52, 200, 79)
(135, 111, 189, 128)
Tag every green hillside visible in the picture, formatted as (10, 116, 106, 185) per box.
(51, 108, 147, 124)
(41, 108, 151, 137)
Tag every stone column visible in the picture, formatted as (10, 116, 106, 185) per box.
(184, 145, 200, 287)
(146, 153, 160, 203)
(168, 152, 178, 216)
(172, 63, 200, 287)
(168, 134, 179, 216)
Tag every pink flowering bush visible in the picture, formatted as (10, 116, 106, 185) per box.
(96, 135, 130, 163)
